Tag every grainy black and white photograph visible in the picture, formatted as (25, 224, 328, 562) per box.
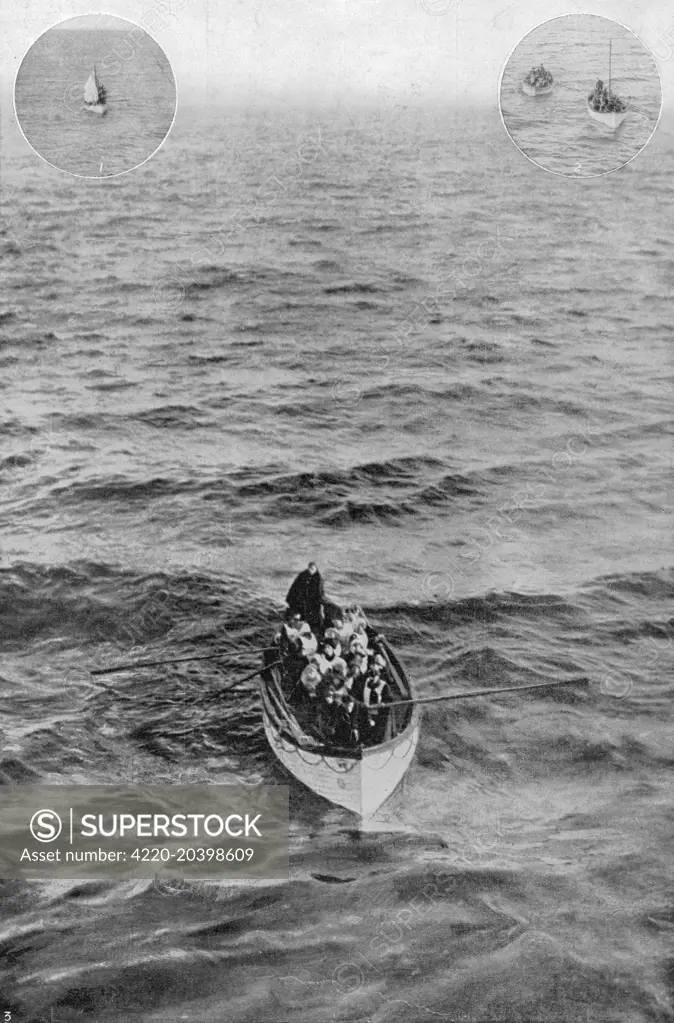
(1, 0, 673, 1020)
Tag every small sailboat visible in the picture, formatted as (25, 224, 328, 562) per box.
(587, 40, 627, 131)
(84, 66, 107, 115)
(522, 64, 553, 97)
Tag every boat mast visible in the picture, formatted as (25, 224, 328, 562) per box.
(608, 39, 612, 93)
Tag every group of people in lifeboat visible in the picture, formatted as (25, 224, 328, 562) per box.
(525, 64, 553, 88)
(587, 79, 626, 113)
(277, 562, 393, 746)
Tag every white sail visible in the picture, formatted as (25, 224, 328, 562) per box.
(83, 73, 99, 105)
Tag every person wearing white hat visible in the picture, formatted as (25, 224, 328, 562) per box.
(300, 661, 321, 698)
(297, 621, 318, 657)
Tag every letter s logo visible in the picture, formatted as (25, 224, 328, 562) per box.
(30, 809, 63, 842)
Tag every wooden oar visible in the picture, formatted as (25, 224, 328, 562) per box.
(91, 648, 255, 676)
(384, 676, 589, 708)
(86, 660, 280, 703)
(169, 660, 280, 702)
(229, 661, 280, 688)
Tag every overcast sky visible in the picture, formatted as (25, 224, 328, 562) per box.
(1, 0, 672, 108)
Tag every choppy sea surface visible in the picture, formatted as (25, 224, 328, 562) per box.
(1, 102, 673, 1022)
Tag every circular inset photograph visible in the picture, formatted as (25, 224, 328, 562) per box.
(14, 13, 176, 178)
(499, 15, 662, 178)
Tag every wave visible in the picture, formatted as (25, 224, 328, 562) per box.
(417, 472, 483, 502)
(0, 756, 43, 784)
(6, 560, 665, 649)
(131, 405, 211, 428)
(323, 282, 382, 295)
(0, 563, 261, 649)
(319, 499, 411, 526)
(582, 568, 674, 601)
(380, 593, 583, 632)
(181, 264, 308, 296)
(48, 475, 208, 507)
(234, 456, 445, 500)
(462, 340, 507, 364)
(0, 561, 459, 650)
(187, 353, 232, 364)
(184, 267, 242, 293)
(0, 453, 35, 473)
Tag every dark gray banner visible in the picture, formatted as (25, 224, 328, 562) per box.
(0, 785, 289, 879)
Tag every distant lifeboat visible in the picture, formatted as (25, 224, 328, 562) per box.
(522, 66, 554, 97)
(587, 39, 628, 132)
(84, 66, 107, 115)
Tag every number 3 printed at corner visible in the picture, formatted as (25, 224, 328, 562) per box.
(5, 1012, 12, 1021)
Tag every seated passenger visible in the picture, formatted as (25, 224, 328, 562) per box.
(317, 639, 336, 668)
(280, 620, 303, 659)
(331, 660, 353, 698)
(315, 679, 337, 739)
(350, 670, 366, 706)
(330, 616, 353, 647)
(323, 628, 343, 657)
(372, 652, 387, 675)
(335, 685, 355, 714)
(348, 634, 365, 658)
(316, 673, 352, 743)
(331, 688, 356, 745)
(300, 662, 321, 698)
(344, 604, 368, 630)
(350, 624, 372, 657)
(328, 656, 349, 683)
(297, 621, 318, 657)
(363, 672, 389, 741)
(348, 644, 369, 680)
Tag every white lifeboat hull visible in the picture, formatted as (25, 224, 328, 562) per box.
(522, 81, 553, 97)
(261, 705, 420, 818)
(586, 102, 627, 131)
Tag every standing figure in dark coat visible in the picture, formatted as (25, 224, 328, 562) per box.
(285, 561, 325, 635)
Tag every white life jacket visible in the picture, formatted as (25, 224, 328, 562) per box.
(300, 663, 321, 695)
(310, 652, 331, 676)
(298, 623, 317, 657)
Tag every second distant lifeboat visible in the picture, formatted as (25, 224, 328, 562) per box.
(522, 64, 554, 96)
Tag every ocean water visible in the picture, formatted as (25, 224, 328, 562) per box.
(13, 28, 176, 177)
(1, 102, 673, 1022)
(500, 14, 662, 177)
